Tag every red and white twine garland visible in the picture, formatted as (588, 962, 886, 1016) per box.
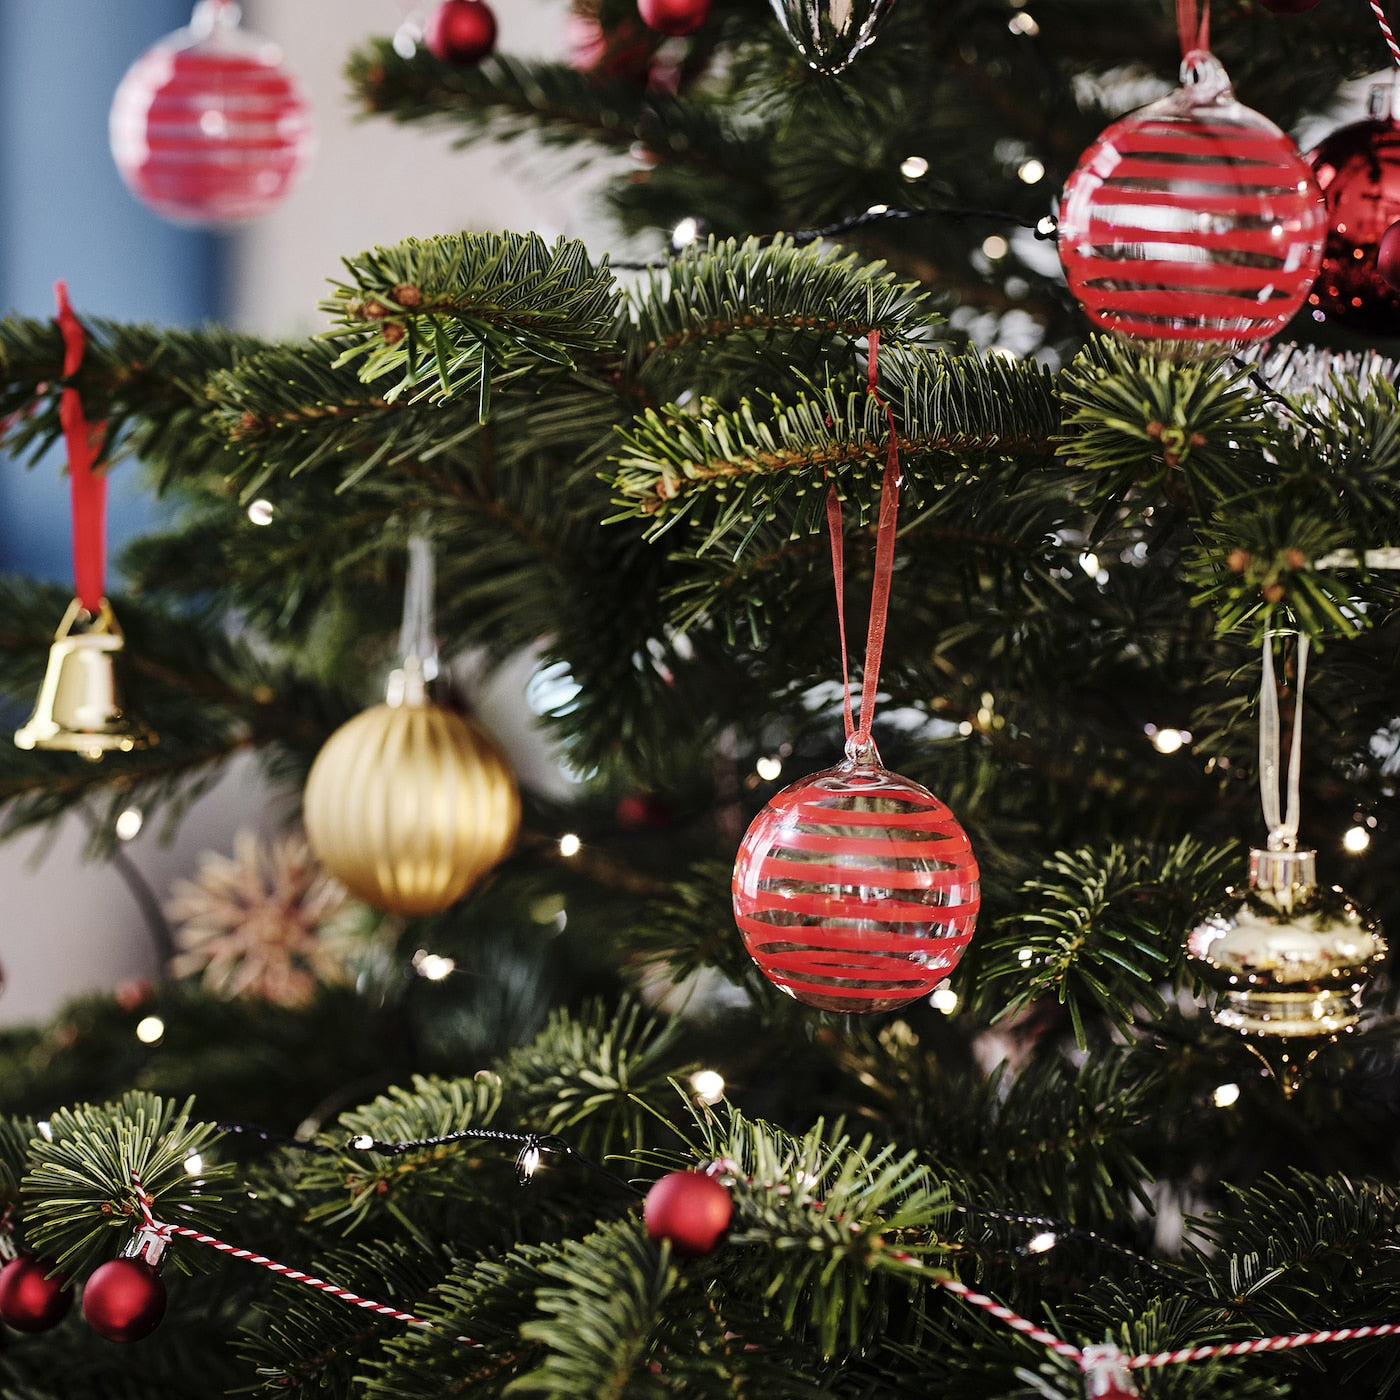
(123, 1159, 1400, 1394)
(131, 1179, 450, 1334)
(1369, 0, 1400, 69)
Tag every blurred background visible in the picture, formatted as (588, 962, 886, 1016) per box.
(0, 0, 615, 1024)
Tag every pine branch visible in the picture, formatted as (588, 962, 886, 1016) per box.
(974, 838, 1239, 1049)
(321, 232, 623, 411)
(346, 40, 771, 194)
(609, 346, 1059, 548)
(21, 1092, 232, 1276)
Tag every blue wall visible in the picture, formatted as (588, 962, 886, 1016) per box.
(0, 1, 224, 584)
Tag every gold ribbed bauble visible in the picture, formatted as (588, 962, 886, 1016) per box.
(303, 674, 519, 916)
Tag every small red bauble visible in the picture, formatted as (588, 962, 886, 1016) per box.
(637, 0, 711, 38)
(1058, 50, 1325, 357)
(733, 752, 979, 1013)
(0, 1255, 72, 1333)
(82, 1259, 167, 1343)
(109, 1, 314, 228)
(425, 0, 498, 64)
(644, 1171, 732, 1257)
(1305, 115, 1400, 332)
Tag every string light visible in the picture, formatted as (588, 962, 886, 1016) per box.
(136, 1016, 165, 1045)
(981, 234, 1009, 260)
(36, 1121, 52, 1142)
(1026, 1230, 1057, 1253)
(1017, 158, 1045, 183)
(1078, 550, 1100, 575)
(558, 833, 582, 858)
(1343, 825, 1371, 853)
(412, 950, 456, 981)
(1007, 10, 1039, 34)
(114, 807, 144, 841)
(671, 217, 699, 248)
(246, 499, 275, 526)
(1149, 727, 1190, 755)
(689, 1069, 726, 1104)
(900, 155, 929, 179)
(930, 983, 958, 1013)
(184, 1151, 204, 1176)
(1212, 1082, 1241, 1108)
(1016, 947, 1035, 967)
(755, 756, 783, 781)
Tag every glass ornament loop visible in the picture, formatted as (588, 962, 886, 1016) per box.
(1180, 48, 1231, 103)
(844, 730, 880, 767)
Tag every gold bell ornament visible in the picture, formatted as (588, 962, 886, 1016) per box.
(1187, 633, 1387, 1093)
(303, 536, 520, 916)
(15, 598, 154, 761)
(14, 282, 155, 762)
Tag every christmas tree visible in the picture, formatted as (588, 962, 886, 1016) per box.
(2, 0, 1400, 1394)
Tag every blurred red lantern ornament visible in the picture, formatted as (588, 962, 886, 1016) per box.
(1058, 49, 1325, 356)
(425, 0, 498, 64)
(1305, 87, 1400, 333)
(0, 1256, 72, 1333)
(733, 744, 980, 1014)
(109, 0, 314, 227)
(643, 1171, 732, 1256)
(637, 0, 711, 37)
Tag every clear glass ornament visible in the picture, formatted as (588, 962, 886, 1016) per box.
(766, 0, 895, 75)
(1058, 50, 1326, 357)
(733, 740, 979, 1013)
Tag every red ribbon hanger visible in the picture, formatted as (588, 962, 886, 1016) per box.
(826, 329, 902, 756)
(1175, 0, 1210, 55)
(54, 281, 108, 614)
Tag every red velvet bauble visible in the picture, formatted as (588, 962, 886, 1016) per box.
(0, 1256, 72, 1333)
(425, 0, 498, 64)
(1305, 118, 1400, 333)
(644, 1171, 732, 1256)
(1059, 50, 1325, 357)
(733, 755, 979, 1013)
(82, 1260, 167, 1343)
(109, 4, 313, 227)
(637, 0, 711, 37)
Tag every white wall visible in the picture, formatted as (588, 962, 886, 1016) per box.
(0, 0, 616, 1025)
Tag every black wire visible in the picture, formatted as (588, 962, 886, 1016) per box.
(610, 206, 1059, 271)
(952, 1201, 1242, 1314)
(215, 1120, 644, 1196)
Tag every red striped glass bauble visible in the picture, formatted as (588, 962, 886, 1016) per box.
(109, 1, 314, 228)
(1058, 51, 1325, 357)
(732, 753, 979, 1013)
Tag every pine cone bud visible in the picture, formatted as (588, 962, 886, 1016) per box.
(1285, 548, 1307, 570)
(1262, 582, 1285, 604)
(392, 284, 423, 308)
(1145, 421, 1164, 440)
(381, 323, 406, 345)
(1189, 431, 1207, 448)
(362, 299, 388, 321)
(1227, 548, 1251, 573)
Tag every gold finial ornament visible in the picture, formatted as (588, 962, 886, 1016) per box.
(14, 598, 156, 761)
